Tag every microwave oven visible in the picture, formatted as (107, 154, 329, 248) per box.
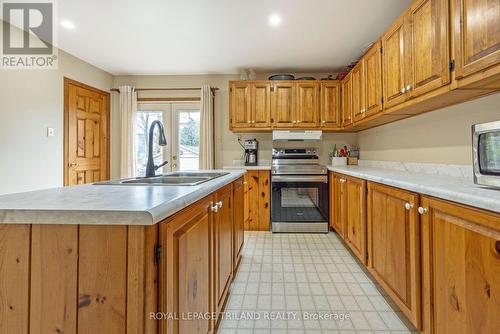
(472, 120, 500, 189)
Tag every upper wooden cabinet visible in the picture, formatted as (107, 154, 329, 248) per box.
(420, 196, 500, 334)
(351, 63, 364, 122)
(367, 182, 421, 329)
(271, 81, 296, 128)
(341, 73, 353, 126)
(230, 81, 271, 129)
(407, 0, 450, 98)
(452, 0, 500, 85)
(320, 81, 341, 129)
(363, 41, 384, 117)
(295, 81, 320, 127)
(382, 14, 410, 109)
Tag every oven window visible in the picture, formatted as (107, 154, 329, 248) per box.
(272, 182, 329, 222)
(479, 132, 500, 175)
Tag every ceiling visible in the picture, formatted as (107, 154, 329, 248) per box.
(57, 0, 412, 75)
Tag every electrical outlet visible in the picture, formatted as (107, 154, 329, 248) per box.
(47, 127, 55, 137)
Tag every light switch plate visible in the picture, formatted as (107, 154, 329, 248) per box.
(47, 127, 55, 137)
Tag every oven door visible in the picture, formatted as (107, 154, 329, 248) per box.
(271, 175, 329, 233)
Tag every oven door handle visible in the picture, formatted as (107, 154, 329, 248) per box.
(272, 175, 328, 183)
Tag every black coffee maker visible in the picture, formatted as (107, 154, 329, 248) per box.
(244, 139, 258, 166)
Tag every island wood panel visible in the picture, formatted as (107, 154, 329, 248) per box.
(0, 224, 157, 334)
(159, 195, 213, 334)
(246, 170, 260, 230)
(30, 225, 78, 334)
(243, 173, 250, 226)
(421, 196, 500, 334)
(0, 224, 31, 334)
(367, 183, 421, 329)
(258, 170, 271, 231)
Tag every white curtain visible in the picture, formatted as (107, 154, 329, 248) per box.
(118, 86, 137, 178)
(199, 85, 215, 169)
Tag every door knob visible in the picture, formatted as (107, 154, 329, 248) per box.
(404, 203, 413, 210)
(418, 207, 428, 215)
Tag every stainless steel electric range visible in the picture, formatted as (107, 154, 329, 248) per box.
(271, 148, 329, 233)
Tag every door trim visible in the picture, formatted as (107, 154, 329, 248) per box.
(63, 77, 110, 186)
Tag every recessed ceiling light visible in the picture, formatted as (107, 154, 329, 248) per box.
(60, 20, 75, 30)
(269, 14, 281, 27)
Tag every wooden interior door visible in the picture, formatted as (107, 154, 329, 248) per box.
(351, 63, 365, 122)
(159, 196, 213, 334)
(421, 196, 500, 334)
(233, 178, 245, 270)
(341, 73, 353, 126)
(251, 82, 272, 128)
(407, 0, 450, 98)
(215, 185, 233, 313)
(295, 82, 319, 127)
(363, 41, 384, 116)
(382, 14, 409, 109)
(452, 0, 500, 79)
(367, 183, 421, 329)
(230, 82, 252, 129)
(345, 176, 367, 264)
(64, 78, 109, 185)
(320, 81, 341, 129)
(271, 82, 296, 128)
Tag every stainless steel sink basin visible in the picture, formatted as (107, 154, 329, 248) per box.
(94, 172, 230, 186)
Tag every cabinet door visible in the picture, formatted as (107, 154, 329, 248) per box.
(341, 73, 353, 126)
(421, 196, 500, 334)
(383, 14, 409, 109)
(243, 173, 250, 229)
(257, 170, 271, 231)
(246, 170, 260, 230)
(345, 176, 367, 264)
(271, 82, 295, 128)
(351, 63, 365, 122)
(363, 41, 384, 116)
(452, 0, 500, 79)
(296, 82, 320, 127)
(159, 197, 213, 334)
(233, 178, 245, 270)
(407, 0, 450, 98)
(230, 82, 252, 129)
(367, 183, 421, 329)
(330, 173, 347, 238)
(320, 81, 341, 129)
(215, 185, 233, 313)
(252, 82, 272, 128)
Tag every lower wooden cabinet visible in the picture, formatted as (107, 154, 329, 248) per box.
(233, 177, 245, 271)
(329, 172, 347, 237)
(345, 176, 367, 264)
(420, 196, 500, 334)
(244, 170, 270, 231)
(367, 182, 421, 329)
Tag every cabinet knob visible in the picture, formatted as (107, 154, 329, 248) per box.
(217, 201, 223, 209)
(322, 120, 326, 124)
(252, 120, 255, 124)
(401, 87, 406, 93)
(404, 203, 413, 210)
(247, 120, 251, 124)
(297, 120, 301, 123)
(418, 207, 428, 215)
(210, 204, 219, 213)
(406, 85, 412, 91)
(69, 162, 77, 168)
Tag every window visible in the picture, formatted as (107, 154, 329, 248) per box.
(133, 103, 200, 176)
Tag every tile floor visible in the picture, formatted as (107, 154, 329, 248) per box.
(218, 232, 418, 334)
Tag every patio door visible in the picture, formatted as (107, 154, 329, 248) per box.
(134, 103, 200, 176)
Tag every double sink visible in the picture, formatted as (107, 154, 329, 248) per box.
(95, 172, 230, 186)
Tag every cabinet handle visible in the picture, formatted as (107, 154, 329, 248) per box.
(69, 162, 77, 168)
(404, 203, 413, 210)
(210, 204, 219, 213)
(418, 207, 428, 215)
(217, 201, 223, 209)
(406, 85, 412, 91)
(322, 120, 326, 124)
(247, 120, 251, 124)
(252, 120, 255, 124)
(401, 87, 406, 93)
(243, 181, 247, 185)
(297, 120, 301, 123)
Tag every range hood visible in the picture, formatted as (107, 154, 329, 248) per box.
(272, 130, 322, 142)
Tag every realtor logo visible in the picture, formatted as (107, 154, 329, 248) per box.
(1, 1, 58, 69)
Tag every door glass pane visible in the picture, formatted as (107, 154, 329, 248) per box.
(178, 111, 200, 170)
(134, 112, 165, 176)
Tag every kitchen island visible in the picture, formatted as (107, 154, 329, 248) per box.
(0, 170, 246, 334)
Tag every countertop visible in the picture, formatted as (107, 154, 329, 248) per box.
(223, 161, 272, 170)
(0, 170, 246, 226)
(328, 165, 500, 214)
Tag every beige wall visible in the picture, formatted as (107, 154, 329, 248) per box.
(0, 24, 113, 194)
(358, 93, 500, 165)
(112, 75, 357, 175)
